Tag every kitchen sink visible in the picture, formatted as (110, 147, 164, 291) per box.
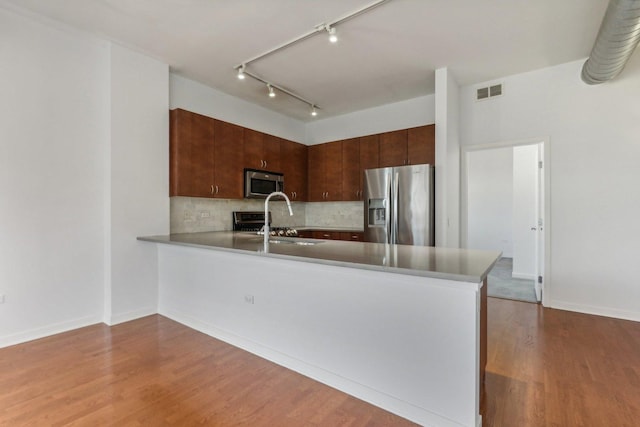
(268, 238, 323, 246)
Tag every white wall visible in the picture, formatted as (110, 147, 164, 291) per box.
(0, 5, 172, 345)
(435, 68, 461, 248)
(305, 94, 436, 145)
(460, 57, 640, 321)
(0, 7, 109, 346)
(467, 147, 514, 256)
(107, 44, 170, 324)
(170, 74, 306, 143)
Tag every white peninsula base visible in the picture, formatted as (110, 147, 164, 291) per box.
(156, 244, 487, 427)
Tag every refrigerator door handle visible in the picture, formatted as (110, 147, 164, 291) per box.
(392, 171, 399, 244)
(387, 174, 393, 244)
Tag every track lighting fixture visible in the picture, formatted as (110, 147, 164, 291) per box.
(233, 0, 389, 117)
(327, 26, 338, 43)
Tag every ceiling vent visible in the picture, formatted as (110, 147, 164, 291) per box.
(476, 83, 503, 101)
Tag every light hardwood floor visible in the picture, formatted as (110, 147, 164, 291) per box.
(1, 298, 639, 426)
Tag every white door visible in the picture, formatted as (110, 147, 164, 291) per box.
(512, 145, 539, 284)
(535, 144, 544, 302)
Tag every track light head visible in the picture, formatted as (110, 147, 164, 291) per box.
(268, 84, 276, 98)
(327, 26, 338, 43)
(311, 106, 317, 117)
(237, 65, 246, 80)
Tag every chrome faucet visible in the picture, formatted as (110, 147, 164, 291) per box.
(264, 191, 293, 250)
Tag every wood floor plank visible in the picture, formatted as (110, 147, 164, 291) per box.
(3, 299, 640, 426)
(483, 297, 640, 426)
(0, 315, 418, 426)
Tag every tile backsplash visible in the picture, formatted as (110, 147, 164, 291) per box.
(170, 197, 363, 233)
(304, 202, 363, 229)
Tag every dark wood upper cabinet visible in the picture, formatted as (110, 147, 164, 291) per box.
(379, 129, 408, 167)
(213, 119, 244, 199)
(244, 129, 281, 172)
(170, 109, 215, 198)
(407, 124, 435, 165)
(359, 134, 379, 199)
(171, 108, 434, 203)
(307, 144, 324, 202)
(323, 141, 343, 201)
(280, 138, 307, 201)
(243, 128, 264, 170)
(342, 138, 360, 201)
(170, 109, 244, 199)
(263, 134, 281, 172)
(308, 141, 343, 201)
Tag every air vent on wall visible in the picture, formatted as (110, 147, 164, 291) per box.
(476, 83, 503, 101)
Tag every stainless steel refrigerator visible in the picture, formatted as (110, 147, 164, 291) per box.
(364, 164, 435, 246)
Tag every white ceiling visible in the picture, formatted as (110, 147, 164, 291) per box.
(4, 0, 608, 121)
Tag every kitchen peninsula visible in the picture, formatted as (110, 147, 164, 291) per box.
(140, 232, 500, 427)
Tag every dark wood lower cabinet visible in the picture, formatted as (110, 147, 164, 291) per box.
(340, 232, 364, 241)
(298, 230, 364, 242)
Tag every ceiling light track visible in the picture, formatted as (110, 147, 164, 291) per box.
(234, 0, 390, 70)
(241, 68, 321, 114)
(233, 0, 391, 117)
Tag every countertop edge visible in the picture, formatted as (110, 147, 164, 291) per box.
(138, 235, 500, 284)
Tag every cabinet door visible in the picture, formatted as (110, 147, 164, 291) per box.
(312, 230, 340, 240)
(323, 141, 343, 201)
(213, 119, 244, 199)
(339, 232, 364, 241)
(243, 128, 264, 170)
(296, 230, 312, 239)
(169, 109, 215, 197)
(263, 134, 281, 172)
(307, 144, 325, 202)
(280, 139, 307, 201)
(342, 138, 360, 201)
(379, 129, 408, 167)
(408, 124, 435, 165)
(359, 135, 379, 199)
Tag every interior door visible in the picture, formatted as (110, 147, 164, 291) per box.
(512, 145, 539, 282)
(535, 143, 544, 302)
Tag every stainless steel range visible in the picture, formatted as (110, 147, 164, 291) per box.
(232, 211, 298, 237)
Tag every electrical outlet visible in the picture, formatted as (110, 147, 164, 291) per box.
(244, 295, 254, 304)
(0, 294, 5, 304)
(199, 211, 211, 218)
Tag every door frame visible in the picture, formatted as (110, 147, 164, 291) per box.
(460, 137, 551, 306)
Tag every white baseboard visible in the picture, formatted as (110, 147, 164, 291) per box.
(106, 306, 157, 326)
(549, 299, 640, 322)
(0, 314, 103, 349)
(159, 307, 467, 427)
(512, 272, 536, 280)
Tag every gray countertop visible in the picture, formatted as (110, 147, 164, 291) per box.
(138, 231, 501, 283)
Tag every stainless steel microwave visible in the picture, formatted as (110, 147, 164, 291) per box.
(244, 169, 284, 198)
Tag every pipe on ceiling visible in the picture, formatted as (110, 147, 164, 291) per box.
(581, 0, 640, 85)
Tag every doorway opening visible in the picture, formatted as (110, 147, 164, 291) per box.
(461, 139, 549, 304)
